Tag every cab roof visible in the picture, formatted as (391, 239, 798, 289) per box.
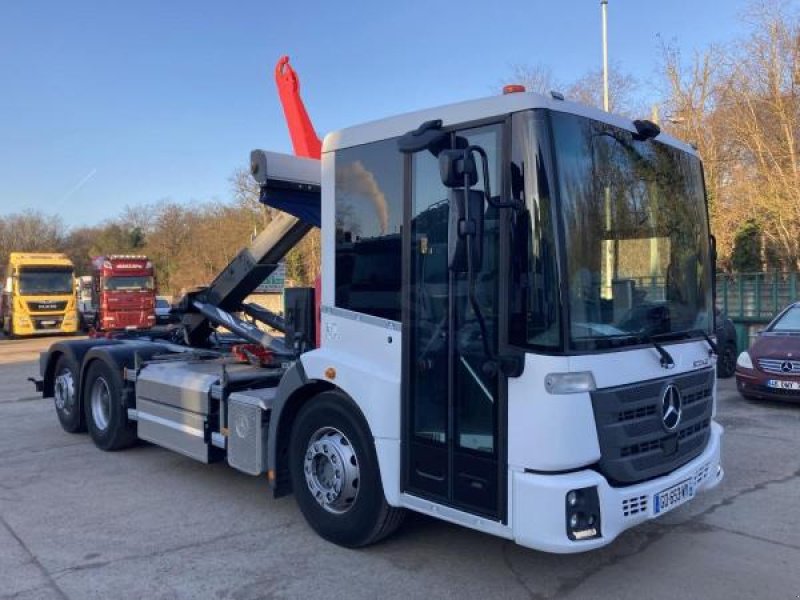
(8, 252, 73, 267)
(321, 90, 697, 157)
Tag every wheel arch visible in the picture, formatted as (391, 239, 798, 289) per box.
(41, 339, 120, 398)
(79, 341, 175, 411)
(268, 360, 335, 497)
(268, 349, 402, 506)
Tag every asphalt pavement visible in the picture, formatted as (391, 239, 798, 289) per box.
(0, 336, 798, 600)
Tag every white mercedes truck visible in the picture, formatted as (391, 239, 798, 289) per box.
(34, 58, 722, 553)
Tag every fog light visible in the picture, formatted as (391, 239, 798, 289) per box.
(566, 486, 602, 541)
(569, 513, 579, 528)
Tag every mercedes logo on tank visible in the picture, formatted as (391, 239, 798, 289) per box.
(661, 384, 683, 431)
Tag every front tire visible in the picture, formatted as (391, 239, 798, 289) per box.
(53, 354, 85, 433)
(289, 391, 404, 548)
(83, 360, 136, 451)
(717, 342, 737, 379)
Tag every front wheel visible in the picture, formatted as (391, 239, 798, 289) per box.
(289, 391, 404, 548)
(717, 343, 737, 379)
(83, 360, 137, 451)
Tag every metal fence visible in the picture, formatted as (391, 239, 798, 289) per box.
(716, 271, 800, 349)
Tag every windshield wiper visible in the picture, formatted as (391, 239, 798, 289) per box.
(677, 329, 718, 355)
(639, 333, 675, 369)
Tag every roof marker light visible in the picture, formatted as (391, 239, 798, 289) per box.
(503, 84, 526, 95)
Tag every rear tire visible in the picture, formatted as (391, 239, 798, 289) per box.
(53, 354, 85, 433)
(83, 360, 136, 451)
(289, 391, 405, 548)
(717, 342, 737, 379)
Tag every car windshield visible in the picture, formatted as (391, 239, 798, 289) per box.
(104, 276, 154, 291)
(551, 112, 712, 350)
(156, 298, 169, 308)
(17, 268, 74, 295)
(770, 306, 800, 332)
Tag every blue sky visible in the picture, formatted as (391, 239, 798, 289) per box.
(0, 0, 751, 227)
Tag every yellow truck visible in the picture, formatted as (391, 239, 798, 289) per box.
(1, 253, 79, 337)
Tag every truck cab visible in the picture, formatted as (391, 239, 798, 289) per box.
(89, 255, 156, 331)
(2, 252, 79, 337)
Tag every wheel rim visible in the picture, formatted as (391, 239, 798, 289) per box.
(90, 377, 112, 432)
(54, 367, 76, 415)
(303, 426, 360, 514)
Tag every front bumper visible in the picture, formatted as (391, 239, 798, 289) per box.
(736, 369, 800, 403)
(13, 313, 78, 335)
(512, 422, 723, 553)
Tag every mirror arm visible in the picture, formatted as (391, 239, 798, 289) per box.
(459, 147, 496, 362)
(464, 145, 522, 210)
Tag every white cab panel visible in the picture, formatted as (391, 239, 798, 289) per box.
(508, 353, 601, 472)
(302, 310, 402, 441)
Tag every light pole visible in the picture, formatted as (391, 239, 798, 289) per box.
(601, 1, 612, 299)
(601, 0, 609, 112)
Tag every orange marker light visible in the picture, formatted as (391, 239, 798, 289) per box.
(324, 367, 336, 380)
(503, 84, 526, 95)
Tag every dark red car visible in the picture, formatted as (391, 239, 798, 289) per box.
(736, 301, 800, 402)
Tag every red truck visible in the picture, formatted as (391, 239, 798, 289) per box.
(87, 255, 156, 331)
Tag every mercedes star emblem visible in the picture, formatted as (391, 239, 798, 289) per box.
(661, 384, 683, 431)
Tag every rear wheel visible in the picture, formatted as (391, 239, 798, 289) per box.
(53, 354, 85, 433)
(717, 342, 737, 379)
(289, 391, 404, 547)
(83, 360, 136, 451)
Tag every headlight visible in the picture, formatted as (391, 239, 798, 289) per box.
(736, 351, 753, 369)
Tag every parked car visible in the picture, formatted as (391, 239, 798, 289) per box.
(735, 301, 800, 402)
(715, 310, 738, 379)
(155, 296, 174, 325)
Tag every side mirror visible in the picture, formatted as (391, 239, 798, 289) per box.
(439, 149, 478, 189)
(447, 189, 484, 273)
(4, 277, 11, 294)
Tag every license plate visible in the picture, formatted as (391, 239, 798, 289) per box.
(654, 479, 695, 515)
(767, 379, 800, 390)
(40, 320, 56, 326)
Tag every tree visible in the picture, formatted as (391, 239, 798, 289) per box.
(661, 0, 800, 271)
(0, 210, 65, 266)
(731, 220, 763, 273)
(565, 65, 640, 116)
(505, 62, 640, 115)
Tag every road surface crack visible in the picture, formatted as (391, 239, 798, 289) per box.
(0, 514, 70, 600)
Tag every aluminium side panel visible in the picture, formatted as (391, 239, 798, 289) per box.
(136, 398, 211, 463)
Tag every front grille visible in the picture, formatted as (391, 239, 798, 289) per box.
(757, 358, 800, 375)
(27, 300, 67, 312)
(591, 368, 714, 485)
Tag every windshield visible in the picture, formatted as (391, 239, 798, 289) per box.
(17, 268, 74, 295)
(551, 112, 712, 350)
(104, 276, 154, 291)
(769, 306, 800, 332)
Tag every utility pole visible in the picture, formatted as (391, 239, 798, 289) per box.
(601, 0, 609, 112)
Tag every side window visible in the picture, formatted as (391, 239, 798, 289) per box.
(334, 139, 403, 321)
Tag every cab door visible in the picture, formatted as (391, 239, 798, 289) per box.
(402, 122, 506, 520)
